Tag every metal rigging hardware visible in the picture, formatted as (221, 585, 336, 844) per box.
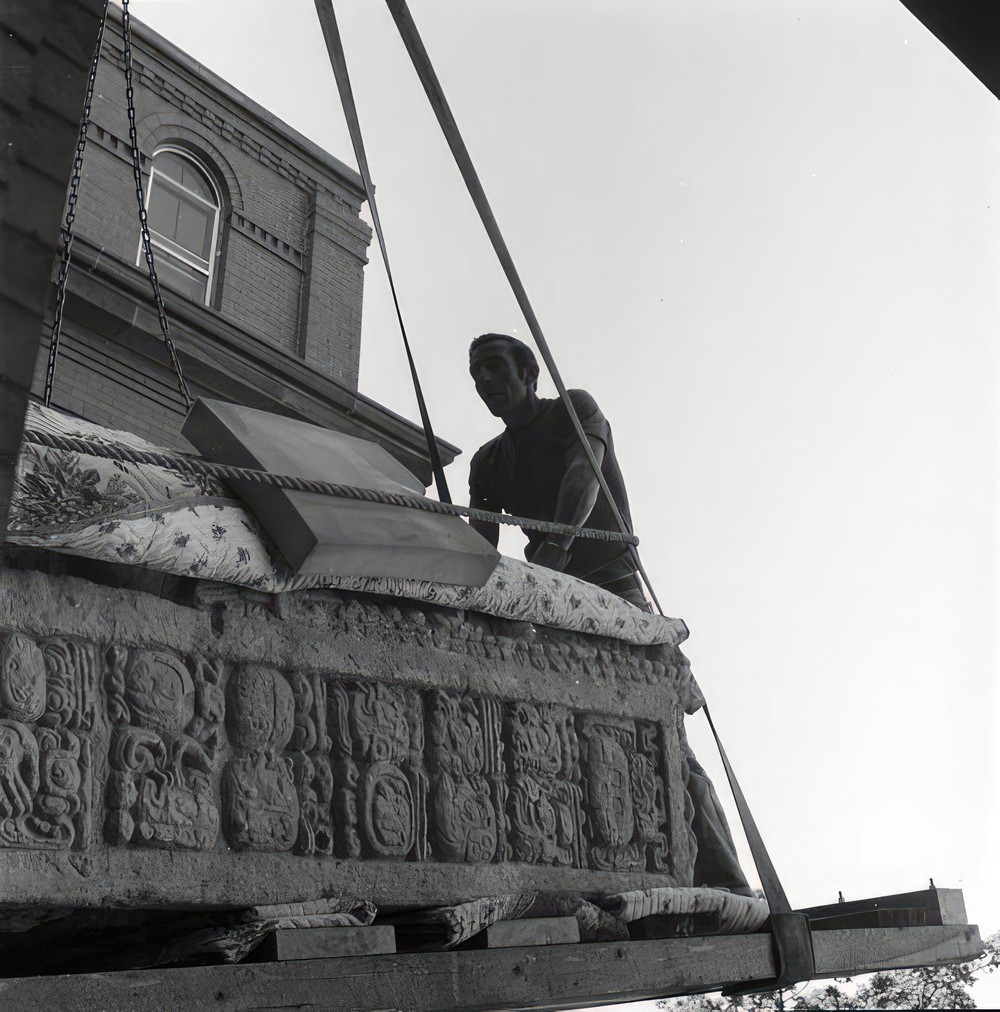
(44, 0, 193, 412)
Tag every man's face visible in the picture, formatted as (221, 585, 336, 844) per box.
(470, 341, 531, 418)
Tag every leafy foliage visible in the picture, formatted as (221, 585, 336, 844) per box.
(659, 931, 999, 1010)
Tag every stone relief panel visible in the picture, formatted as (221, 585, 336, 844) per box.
(504, 701, 584, 868)
(0, 632, 96, 850)
(107, 647, 219, 850)
(1, 632, 46, 723)
(327, 682, 361, 860)
(577, 714, 668, 872)
(223, 664, 298, 852)
(327, 680, 427, 861)
(633, 720, 670, 872)
(288, 671, 333, 856)
(425, 689, 507, 863)
(0, 605, 697, 885)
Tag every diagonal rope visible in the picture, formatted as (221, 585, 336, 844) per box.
(382, 0, 662, 615)
(313, 0, 451, 504)
(20, 428, 639, 545)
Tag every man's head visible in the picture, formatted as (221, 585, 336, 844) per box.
(469, 334, 540, 422)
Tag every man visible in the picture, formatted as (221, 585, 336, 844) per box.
(469, 332, 753, 896)
(467, 333, 647, 608)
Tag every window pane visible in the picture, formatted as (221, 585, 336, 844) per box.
(142, 151, 220, 305)
(173, 189, 214, 261)
(148, 178, 214, 263)
(154, 151, 214, 202)
(147, 182, 182, 244)
(153, 246, 208, 302)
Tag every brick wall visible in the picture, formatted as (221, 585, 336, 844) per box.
(15, 8, 450, 481)
(53, 7, 371, 435)
(221, 232, 303, 353)
(33, 324, 190, 448)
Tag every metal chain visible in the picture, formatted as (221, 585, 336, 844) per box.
(21, 428, 641, 545)
(43, 0, 111, 407)
(121, 0, 193, 409)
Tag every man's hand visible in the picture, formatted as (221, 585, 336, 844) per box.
(530, 540, 571, 573)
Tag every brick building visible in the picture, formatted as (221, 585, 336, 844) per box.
(31, 5, 455, 484)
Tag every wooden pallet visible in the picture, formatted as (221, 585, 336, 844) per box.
(0, 889, 982, 1010)
(0, 921, 981, 1011)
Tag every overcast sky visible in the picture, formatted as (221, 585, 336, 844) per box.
(133, 1, 999, 1002)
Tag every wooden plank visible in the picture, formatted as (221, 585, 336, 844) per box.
(811, 924, 983, 975)
(484, 917, 579, 949)
(0, 924, 982, 1011)
(799, 888, 967, 926)
(262, 925, 396, 961)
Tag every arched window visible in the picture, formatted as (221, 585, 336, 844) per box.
(141, 148, 221, 304)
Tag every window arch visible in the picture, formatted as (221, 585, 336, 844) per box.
(141, 147, 221, 304)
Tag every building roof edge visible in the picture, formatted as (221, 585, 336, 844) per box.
(110, 2, 366, 198)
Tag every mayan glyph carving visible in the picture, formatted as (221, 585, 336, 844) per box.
(505, 700, 583, 867)
(426, 689, 506, 863)
(288, 672, 334, 856)
(327, 682, 361, 859)
(108, 647, 219, 850)
(1, 632, 46, 723)
(109, 727, 218, 849)
(0, 719, 88, 849)
(40, 639, 103, 737)
(0, 632, 93, 850)
(633, 720, 670, 871)
(187, 656, 225, 758)
(291, 751, 334, 855)
(578, 715, 668, 872)
(223, 664, 298, 851)
(0, 583, 699, 894)
(328, 681, 426, 860)
(225, 663, 294, 752)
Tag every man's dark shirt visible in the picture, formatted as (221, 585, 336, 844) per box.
(469, 389, 636, 588)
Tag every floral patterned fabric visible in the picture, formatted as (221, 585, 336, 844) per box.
(8, 403, 689, 649)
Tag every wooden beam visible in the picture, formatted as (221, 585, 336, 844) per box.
(262, 925, 396, 961)
(0, 924, 981, 1011)
(483, 917, 580, 949)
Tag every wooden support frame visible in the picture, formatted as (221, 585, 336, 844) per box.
(0, 924, 982, 1011)
(801, 887, 967, 927)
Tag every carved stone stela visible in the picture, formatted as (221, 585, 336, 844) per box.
(0, 587, 697, 899)
(0, 633, 103, 851)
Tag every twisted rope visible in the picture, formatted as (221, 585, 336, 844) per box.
(21, 429, 639, 546)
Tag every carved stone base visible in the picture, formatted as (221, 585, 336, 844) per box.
(0, 564, 701, 912)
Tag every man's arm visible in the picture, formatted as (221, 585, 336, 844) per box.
(529, 433, 605, 572)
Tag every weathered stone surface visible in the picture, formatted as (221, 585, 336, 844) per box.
(0, 565, 699, 911)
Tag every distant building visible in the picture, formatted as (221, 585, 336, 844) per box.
(33, 6, 454, 484)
